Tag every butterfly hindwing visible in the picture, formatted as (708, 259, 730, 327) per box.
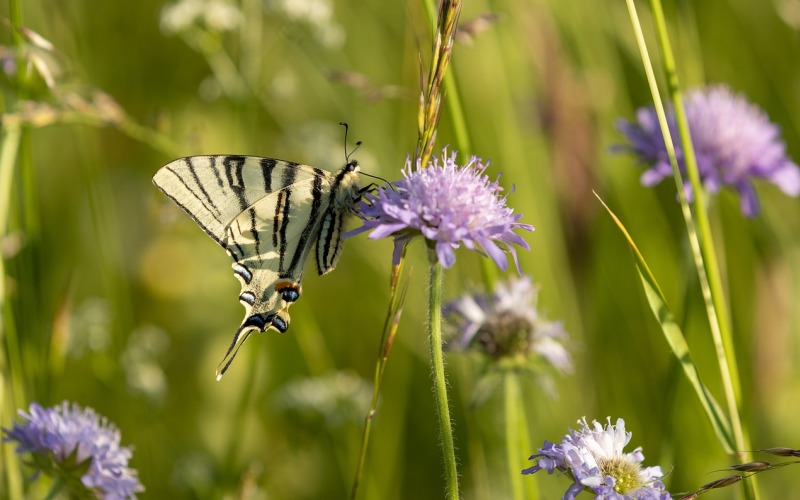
(316, 207, 346, 275)
(153, 155, 363, 378)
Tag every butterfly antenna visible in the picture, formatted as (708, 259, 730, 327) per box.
(339, 122, 393, 190)
(339, 122, 362, 163)
(361, 171, 394, 189)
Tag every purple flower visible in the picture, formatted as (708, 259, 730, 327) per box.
(3, 402, 143, 499)
(444, 276, 571, 372)
(617, 85, 800, 216)
(347, 148, 534, 271)
(523, 417, 671, 500)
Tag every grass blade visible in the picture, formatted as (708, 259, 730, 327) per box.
(595, 192, 734, 453)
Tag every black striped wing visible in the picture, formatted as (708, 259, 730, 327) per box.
(153, 155, 357, 378)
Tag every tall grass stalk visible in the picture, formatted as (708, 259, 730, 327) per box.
(0, 124, 21, 308)
(0, 122, 26, 404)
(420, 0, 471, 157)
(0, 126, 25, 499)
(416, 0, 463, 167)
(351, 261, 407, 499)
(2, 3, 29, 497)
(427, 247, 459, 499)
(624, 1, 756, 497)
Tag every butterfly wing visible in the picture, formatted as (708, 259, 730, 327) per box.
(153, 155, 339, 377)
(218, 167, 339, 377)
(153, 155, 325, 244)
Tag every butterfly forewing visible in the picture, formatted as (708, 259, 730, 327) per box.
(153, 156, 326, 244)
(153, 155, 362, 379)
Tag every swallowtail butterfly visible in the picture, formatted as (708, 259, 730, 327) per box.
(153, 155, 365, 379)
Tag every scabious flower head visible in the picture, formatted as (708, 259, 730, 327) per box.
(348, 148, 534, 271)
(3, 402, 143, 499)
(523, 417, 671, 500)
(617, 85, 800, 217)
(443, 276, 570, 372)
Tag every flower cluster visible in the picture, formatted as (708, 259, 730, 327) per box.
(617, 85, 800, 216)
(444, 276, 570, 371)
(523, 417, 671, 500)
(160, 0, 243, 34)
(349, 148, 534, 271)
(266, 0, 345, 48)
(3, 402, 143, 499)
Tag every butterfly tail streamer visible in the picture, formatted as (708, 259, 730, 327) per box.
(216, 325, 256, 380)
(216, 326, 253, 382)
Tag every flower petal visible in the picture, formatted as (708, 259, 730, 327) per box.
(435, 241, 457, 268)
(769, 162, 800, 195)
(479, 239, 508, 271)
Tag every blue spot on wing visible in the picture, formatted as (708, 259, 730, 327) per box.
(244, 314, 268, 330)
(242, 313, 289, 333)
(238, 292, 256, 306)
(281, 289, 300, 302)
(272, 315, 288, 333)
(233, 264, 253, 284)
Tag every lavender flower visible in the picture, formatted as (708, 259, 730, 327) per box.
(617, 85, 800, 216)
(523, 417, 671, 500)
(348, 148, 534, 271)
(444, 276, 570, 372)
(3, 402, 143, 499)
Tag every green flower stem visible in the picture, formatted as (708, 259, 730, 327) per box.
(625, 2, 755, 498)
(504, 372, 537, 500)
(428, 247, 459, 499)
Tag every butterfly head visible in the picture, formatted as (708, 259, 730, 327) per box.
(344, 159, 360, 174)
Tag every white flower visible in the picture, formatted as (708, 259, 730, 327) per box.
(160, 0, 242, 34)
(444, 277, 570, 371)
(267, 0, 345, 48)
(523, 417, 671, 500)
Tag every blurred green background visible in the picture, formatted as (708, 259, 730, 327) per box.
(2, 0, 800, 498)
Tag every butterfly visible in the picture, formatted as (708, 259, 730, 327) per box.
(153, 155, 365, 379)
